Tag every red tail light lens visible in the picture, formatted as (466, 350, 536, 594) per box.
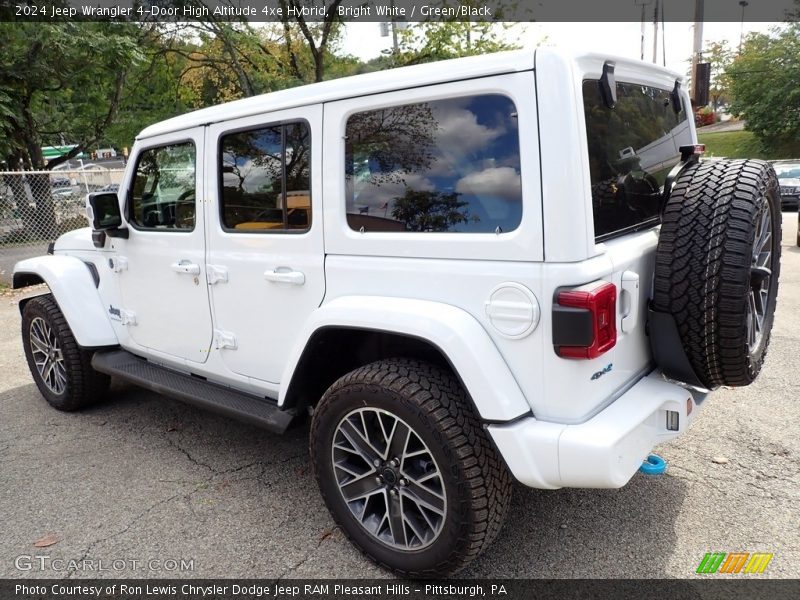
(556, 282, 617, 359)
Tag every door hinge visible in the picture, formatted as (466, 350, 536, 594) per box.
(214, 329, 237, 350)
(206, 264, 229, 285)
(110, 256, 128, 273)
(107, 305, 136, 325)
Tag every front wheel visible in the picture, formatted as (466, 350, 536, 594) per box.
(21, 294, 110, 411)
(310, 359, 511, 577)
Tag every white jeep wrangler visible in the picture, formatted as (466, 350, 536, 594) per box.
(13, 49, 781, 577)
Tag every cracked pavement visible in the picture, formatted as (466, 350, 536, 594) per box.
(0, 212, 798, 579)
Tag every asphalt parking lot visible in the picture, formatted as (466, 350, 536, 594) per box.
(1, 213, 798, 580)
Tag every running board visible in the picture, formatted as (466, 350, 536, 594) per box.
(91, 350, 294, 434)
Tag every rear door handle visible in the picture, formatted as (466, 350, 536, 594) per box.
(264, 268, 305, 286)
(171, 260, 201, 275)
(620, 271, 640, 333)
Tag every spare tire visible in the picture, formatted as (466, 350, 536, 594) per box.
(651, 159, 781, 389)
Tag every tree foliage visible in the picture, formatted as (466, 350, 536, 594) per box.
(391, 189, 472, 232)
(0, 13, 522, 163)
(0, 22, 142, 169)
(727, 23, 800, 145)
(362, 21, 519, 71)
(703, 41, 733, 111)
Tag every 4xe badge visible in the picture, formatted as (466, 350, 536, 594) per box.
(591, 363, 613, 380)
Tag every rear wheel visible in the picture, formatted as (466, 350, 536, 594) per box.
(21, 294, 110, 411)
(310, 358, 511, 577)
(652, 159, 781, 388)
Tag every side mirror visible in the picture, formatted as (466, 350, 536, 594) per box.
(87, 192, 128, 239)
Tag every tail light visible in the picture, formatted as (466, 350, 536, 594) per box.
(553, 281, 617, 359)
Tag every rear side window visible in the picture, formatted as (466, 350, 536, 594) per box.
(345, 94, 522, 233)
(129, 142, 196, 231)
(583, 80, 693, 241)
(219, 121, 311, 232)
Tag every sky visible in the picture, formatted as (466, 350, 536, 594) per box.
(340, 21, 780, 75)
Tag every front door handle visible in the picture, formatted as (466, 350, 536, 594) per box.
(264, 268, 305, 286)
(171, 260, 201, 275)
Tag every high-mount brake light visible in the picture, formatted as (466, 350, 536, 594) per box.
(679, 144, 706, 160)
(553, 282, 617, 359)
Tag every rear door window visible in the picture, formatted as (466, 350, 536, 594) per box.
(583, 80, 693, 241)
(219, 121, 311, 232)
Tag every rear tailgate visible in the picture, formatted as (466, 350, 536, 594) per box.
(535, 49, 694, 424)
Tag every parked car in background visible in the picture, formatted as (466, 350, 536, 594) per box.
(772, 160, 800, 211)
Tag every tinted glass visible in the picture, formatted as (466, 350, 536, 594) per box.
(583, 80, 693, 240)
(129, 143, 195, 230)
(345, 95, 522, 233)
(220, 122, 311, 232)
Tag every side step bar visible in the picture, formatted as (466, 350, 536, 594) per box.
(91, 350, 295, 434)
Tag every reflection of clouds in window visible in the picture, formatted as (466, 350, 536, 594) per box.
(222, 154, 279, 194)
(346, 94, 522, 233)
(425, 103, 512, 178)
(456, 166, 521, 201)
(352, 172, 435, 213)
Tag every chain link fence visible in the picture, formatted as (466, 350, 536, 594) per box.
(0, 168, 125, 284)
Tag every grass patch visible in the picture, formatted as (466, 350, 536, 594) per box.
(698, 130, 800, 160)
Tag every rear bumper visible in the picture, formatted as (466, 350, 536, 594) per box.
(488, 370, 705, 489)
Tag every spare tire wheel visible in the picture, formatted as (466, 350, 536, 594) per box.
(651, 159, 781, 389)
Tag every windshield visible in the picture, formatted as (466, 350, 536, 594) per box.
(774, 164, 800, 179)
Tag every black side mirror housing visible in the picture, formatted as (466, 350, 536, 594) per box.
(87, 192, 128, 239)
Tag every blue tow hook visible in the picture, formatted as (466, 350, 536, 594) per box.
(639, 454, 667, 475)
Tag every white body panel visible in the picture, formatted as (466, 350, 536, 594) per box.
(112, 128, 214, 365)
(204, 105, 325, 384)
(13, 255, 118, 347)
(489, 370, 699, 489)
(279, 295, 531, 422)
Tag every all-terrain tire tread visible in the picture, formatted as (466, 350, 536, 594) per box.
(652, 159, 781, 388)
(310, 358, 512, 578)
(22, 294, 110, 411)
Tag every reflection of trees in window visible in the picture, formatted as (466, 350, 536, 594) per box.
(584, 81, 684, 184)
(345, 94, 522, 233)
(285, 122, 310, 193)
(583, 80, 691, 240)
(345, 103, 438, 186)
(219, 122, 311, 230)
(391, 189, 475, 232)
(221, 127, 282, 211)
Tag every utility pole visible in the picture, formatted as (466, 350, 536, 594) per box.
(738, 1, 749, 53)
(690, 0, 705, 106)
(635, 0, 650, 61)
(652, 0, 659, 63)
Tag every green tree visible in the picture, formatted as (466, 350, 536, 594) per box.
(376, 20, 519, 69)
(726, 23, 800, 147)
(0, 22, 142, 170)
(0, 22, 142, 239)
(704, 41, 733, 111)
(391, 189, 473, 232)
